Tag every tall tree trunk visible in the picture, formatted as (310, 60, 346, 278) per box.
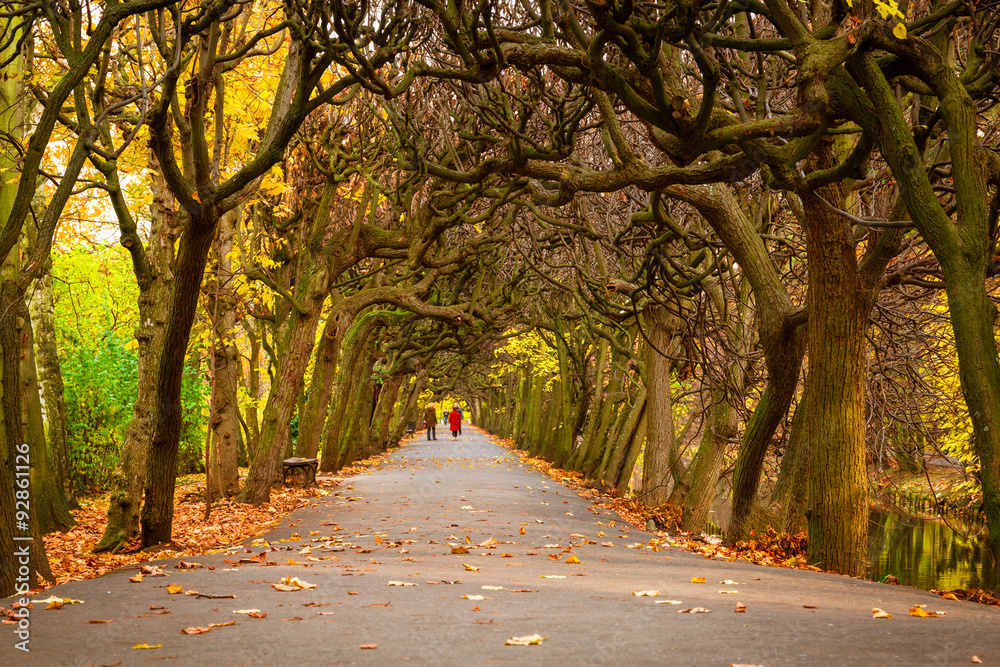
(19, 301, 74, 533)
(296, 306, 348, 458)
(208, 209, 241, 499)
(140, 218, 218, 547)
(641, 306, 680, 505)
(27, 265, 74, 507)
(95, 163, 179, 553)
(800, 191, 870, 576)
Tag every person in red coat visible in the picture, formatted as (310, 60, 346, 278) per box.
(448, 404, 462, 439)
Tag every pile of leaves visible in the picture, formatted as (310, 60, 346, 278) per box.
(42, 484, 327, 588)
(490, 433, 813, 571)
(930, 588, 1000, 607)
(40, 448, 406, 589)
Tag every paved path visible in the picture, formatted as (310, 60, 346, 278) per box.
(6, 428, 1000, 665)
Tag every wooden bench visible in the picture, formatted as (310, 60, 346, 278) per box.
(282, 457, 319, 487)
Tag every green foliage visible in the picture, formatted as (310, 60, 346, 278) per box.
(54, 244, 209, 490)
(61, 331, 136, 491)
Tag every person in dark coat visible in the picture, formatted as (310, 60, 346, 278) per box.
(424, 403, 437, 440)
(448, 403, 462, 439)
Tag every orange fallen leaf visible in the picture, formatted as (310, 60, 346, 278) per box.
(129, 574, 143, 583)
(872, 608, 892, 619)
(735, 602, 746, 613)
(691, 577, 706, 583)
(972, 656, 982, 663)
(180, 626, 211, 635)
(909, 605, 942, 618)
(941, 593, 960, 601)
(678, 607, 712, 614)
(88, 619, 113, 624)
(462, 563, 479, 571)
(519, 527, 526, 535)
(249, 611, 268, 618)
(360, 644, 378, 649)
(166, 584, 183, 595)
(451, 547, 470, 554)
(565, 556, 581, 564)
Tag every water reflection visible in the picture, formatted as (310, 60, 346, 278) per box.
(867, 510, 1000, 592)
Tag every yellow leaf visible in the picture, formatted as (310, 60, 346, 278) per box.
(909, 605, 940, 617)
(124, 339, 139, 351)
(633, 590, 659, 597)
(129, 574, 143, 583)
(387, 581, 418, 586)
(565, 556, 581, 564)
(166, 584, 183, 594)
(505, 633, 546, 646)
(872, 607, 892, 619)
(465, 536, 472, 544)
(519, 527, 526, 535)
(893, 22, 907, 39)
(691, 577, 706, 583)
(133, 643, 162, 650)
(462, 563, 479, 571)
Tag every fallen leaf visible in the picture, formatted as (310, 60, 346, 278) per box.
(281, 617, 304, 621)
(132, 643, 162, 650)
(972, 656, 982, 664)
(387, 581, 418, 586)
(803, 605, 819, 609)
(505, 633, 546, 646)
(462, 563, 480, 571)
(654, 600, 683, 605)
(88, 619, 113, 624)
(941, 593, 960, 601)
(565, 556, 581, 564)
(272, 576, 317, 591)
(719, 590, 739, 594)
(140, 565, 167, 576)
(233, 609, 261, 615)
(166, 584, 183, 595)
(691, 577, 706, 583)
(735, 602, 746, 613)
(209, 621, 235, 628)
(511, 589, 538, 593)
(678, 607, 712, 614)
(909, 605, 940, 618)
(174, 560, 202, 569)
(632, 591, 659, 597)
(46, 600, 64, 610)
(451, 547, 470, 554)
(180, 626, 211, 635)
(360, 644, 378, 649)
(719, 580, 745, 585)
(463, 595, 486, 600)
(872, 607, 892, 619)
(129, 574, 143, 583)
(482, 586, 503, 590)
(249, 611, 267, 618)
(519, 527, 526, 535)
(540, 575, 565, 579)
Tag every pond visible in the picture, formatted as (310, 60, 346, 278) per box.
(867, 510, 1000, 592)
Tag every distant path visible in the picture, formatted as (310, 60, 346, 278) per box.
(7, 428, 1000, 665)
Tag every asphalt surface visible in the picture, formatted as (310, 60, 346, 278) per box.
(5, 427, 1000, 666)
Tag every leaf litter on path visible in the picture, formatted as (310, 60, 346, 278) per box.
(505, 634, 546, 646)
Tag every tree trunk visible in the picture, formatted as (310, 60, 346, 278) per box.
(641, 306, 680, 505)
(801, 192, 869, 576)
(18, 301, 74, 533)
(95, 163, 178, 553)
(296, 306, 349, 458)
(27, 265, 74, 507)
(140, 219, 218, 548)
(208, 209, 241, 499)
